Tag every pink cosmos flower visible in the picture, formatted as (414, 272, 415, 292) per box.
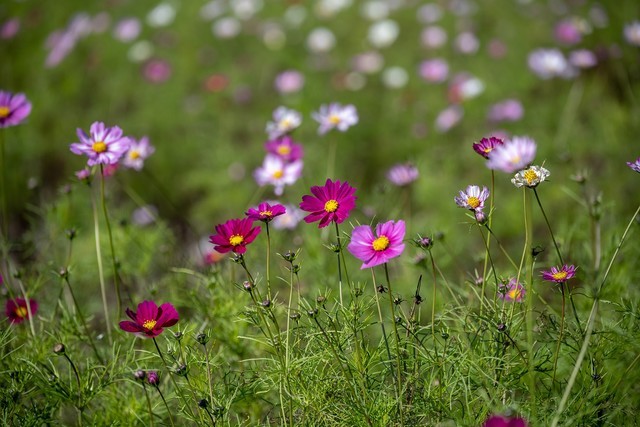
(143, 58, 172, 83)
(473, 136, 504, 159)
(246, 202, 286, 223)
(264, 135, 304, 162)
(75, 168, 91, 181)
(418, 58, 449, 83)
(541, 264, 577, 284)
(434, 105, 463, 133)
(347, 220, 406, 269)
(387, 163, 419, 186)
(209, 217, 261, 254)
(253, 154, 303, 196)
(486, 136, 537, 173)
(454, 185, 489, 212)
(299, 179, 357, 228)
(626, 156, 640, 173)
(483, 414, 528, 427)
(266, 107, 302, 139)
(119, 300, 179, 338)
(122, 136, 155, 171)
(271, 204, 304, 230)
(70, 122, 131, 166)
(487, 99, 524, 123)
(554, 19, 582, 45)
(624, 21, 640, 46)
(274, 70, 305, 94)
(6, 297, 38, 324)
(312, 103, 358, 135)
(0, 91, 32, 128)
(499, 278, 525, 303)
(569, 49, 597, 69)
(1, 18, 20, 40)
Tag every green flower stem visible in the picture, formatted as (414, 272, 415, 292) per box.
(476, 223, 499, 313)
(99, 165, 122, 317)
(370, 269, 395, 382)
(285, 261, 295, 427)
(484, 224, 519, 270)
(480, 170, 495, 315)
(334, 221, 344, 306)
(522, 189, 536, 417)
(154, 384, 176, 427)
(152, 338, 197, 421)
(63, 276, 103, 364)
(552, 284, 566, 383)
(143, 384, 156, 427)
(265, 222, 272, 300)
(91, 184, 112, 345)
(0, 130, 7, 238)
(201, 342, 214, 412)
(384, 263, 404, 424)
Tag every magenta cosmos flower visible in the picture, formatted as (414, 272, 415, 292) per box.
(119, 300, 179, 338)
(70, 121, 131, 166)
(627, 157, 640, 173)
(265, 135, 304, 162)
(473, 136, 504, 159)
(122, 136, 155, 171)
(454, 185, 489, 212)
(0, 91, 32, 128)
(499, 278, 525, 303)
(312, 103, 358, 135)
(6, 297, 38, 324)
(387, 163, 419, 187)
(541, 264, 577, 284)
(483, 414, 528, 427)
(486, 136, 537, 173)
(347, 220, 406, 269)
(299, 179, 357, 228)
(246, 202, 286, 223)
(209, 217, 261, 254)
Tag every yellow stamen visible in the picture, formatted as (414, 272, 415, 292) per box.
(229, 234, 244, 246)
(467, 196, 481, 209)
(508, 289, 522, 300)
(15, 306, 28, 318)
(277, 146, 291, 155)
(372, 236, 390, 251)
(260, 210, 273, 218)
(142, 319, 157, 330)
(93, 141, 107, 153)
(552, 271, 568, 281)
(328, 114, 341, 125)
(523, 168, 538, 184)
(280, 118, 292, 129)
(0, 106, 10, 118)
(272, 170, 284, 179)
(509, 155, 521, 165)
(324, 199, 338, 213)
(129, 150, 140, 160)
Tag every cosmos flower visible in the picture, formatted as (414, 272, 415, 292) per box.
(626, 156, 640, 173)
(473, 136, 504, 159)
(209, 217, 261, 254)
(6, 297, 38, 324)
(347, 220, 406, 269)
(299, 179, 357, 228)
(312, 103, 358, 135)
(266, 106, 302, 139)
(554, 19, 583, 45)
(274, 70, 305, 94)
(119, 300, 179, 338)
(387, 163, 419, 186)
(499, 278, 525, 303)
(253, 154, 303, 196)
(541, 264, 577, 284)
(483, 414, 528, 427)
(418, 58, 449, 83)
(487, 99, 524, 123)
(486, 136, 537, 173)
(246, 202, 287, 223)
(434, 105, 463, 133)
(122, 136, 155, 171)
(528, 48, 575, 79)
(0, 91, 32, 128)
(264, 135, 304, 162)
(454, 185, 489, 212)
(143, 58, 172, 83)
(271, 204, 305, 230)
(568, 49, 597, 69)
(70, 121, 131, 166)
(511, 165, 550, 188)
(624, 21, 640, 46)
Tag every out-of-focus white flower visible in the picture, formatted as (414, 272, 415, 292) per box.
(307, 27, 336, 53)
(113, 18, 141, 42)
(361, 1, 389, 21)
(345, 72, 367, 91)
(262, 23, 286, 50)
(200, 0, 226, 21)
(132, 205, 158, 227)
(284, 5, 307, 28)
(624, 21, 640, 46)
(128, 40, 154, 62)
(454, 31, 479, 54)
(421, 26, 447, 49)
(382, 67, 408, 89)
(147, 3, 176, 27)
(315, 0, 353, 18)
(368, 19, 399, 48)
(419, 58, 448, 83)
(528, 48, 575, 79)
(569, 49, 597, 68)
(212, 17, 241, 39)
(417, 3, 443, 24)
(351, 51, 384, 74)
(232, 0, 263, 20)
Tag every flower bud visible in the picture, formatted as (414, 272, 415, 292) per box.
(147, 370, 160, 385)
(173, 331, 183, 341)
(261, 299, 271, 308)
(243, 281, 253, 292)
(53, 343, 66, 355)
(198, 398, 209, 409)
(134, 370, 146, 381)
(196, 333, 209, 345)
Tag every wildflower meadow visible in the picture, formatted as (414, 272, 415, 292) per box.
(2, 1, 640, 426)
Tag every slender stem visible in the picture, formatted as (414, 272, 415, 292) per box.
(484, 225, 519, 270)
(384, 263, 404, 424)
(266, 223, 272, 300)
(16, 280, 36, 337)
(100, 165, 122, 316)
(552, 284, 566, 383)
(64, 353, 82, 398)
(202, 344, 214, 412)
(370, 269, 394, 380)
(334, 221, 344, 306)
(521, 189, 536, 417)
(480, 170, 495, 316)
(285, 263, 295, 427)
(0, 130, 7, 237)
(91, 186, 112, 345)
(143, 385, 156, 427)
(153, 338, 196, 420)
(476, 224, 499, 313)
(63, 276, 103, 364)
(155, 385, 176, 427)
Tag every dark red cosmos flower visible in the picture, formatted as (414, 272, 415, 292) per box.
(209, 217, 261, 254)
(119, 300, 179, 338)
(299, 179, 357, 228)
(246, 202, 286, 223)
(6, 297, 38, 324)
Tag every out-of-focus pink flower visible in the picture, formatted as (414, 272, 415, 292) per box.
(1, 18, 20, 39)
(487, 99, 524, 123)
(387, 163, 419, 187)
(627, 156, 640, 173)
(486, 136, 537, 173)
(554, 19, 582, 45)
(6, 297, 38, 325)
(448, 73, 484, 103)
(264, 136, 303, 162)
(454, 31, 479, 54)
(488, 39, 507, 58)
(266, 106, 302, 139)
(351, 51, 384, 74)
(253, 154, 303, 196)
(528, 49, 575, 79)
(143, 59, 172, 83)
(113, 17, 141, 42)
(271, 204, 304, 230)
(122, 136, 155, 171)
(420, 26, 447, 49)
(569, 49, 597, 68)
(499, 279, 525, 303)
(434, 105, 463, 133)
(418, 59, 448, 83)
(312, 103, 358, 135)
(0, 91, 31, 128)
(274, 70, 305, 94)
(624, 21, 640, 46)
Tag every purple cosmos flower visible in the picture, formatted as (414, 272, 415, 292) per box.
(113, 17, 141, 42)
(511, 165, 550, 188)
(455, 185, 489, 212)
(266, 106, 302, 139)
(75, 168, 91, 181)
(119, 300, 179, 338)
(271, 204, 304, 230)
(528, 49, 575, 80)
(347, 220, 406, 269)
(569, 49, 597, 69)
(624, 21, 640, 46)
(387, 163, 419, 186)
(473, 136, 504, 159)
(486, 136, 537, 173)
(209, 217, 261, 254)
(554, 19, 582, 45)
(299, 179, 357, 228)
(487, 99, 524, 123)
(274, 70, 305, 94)
(253, 154, 303, 196)
(122, 136, 155, 171)
(246, 202, 286, 223)
(146, 370, 160, 386)
(483, 414, 528, 427)
(312, 103, 358, 135)
(264, 136, 304, 162)
(418, 58, 449, 83)
(541, 264, 577, 284)
(499, 278, 525, 303)
(1, 18, 20, 40)
(70, 122, 131, 166)
(0, 91, 32, 128)
(434, 105, 463, 133)
(6, 297, 38, 324)
(626, 157, 640, 173)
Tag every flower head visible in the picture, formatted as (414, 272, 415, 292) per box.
(473, 136, 504, 159)
(627, 157, 640, 173)
(499, 278, 525, 303)
(348, 220, 406, 269)
(246, 202, 286, 223)
(454, 185, 489, 212)
(487, 99, 524, 123)
(274, 70, 305, 94)
(0, 91, 32, 128)
(528, 48, 575, 80)
(312, 103, 358, 135)
(122, 136, 155, 171)
(511, 165, 550, 188)
(6, 297, 38, 324)
(486, 136, 537, 173)
(271, 204, 305, 230)
(483, 414, 528, 427)
(70, 121, 131, 166)
(266, 106, 302, 139)
(253, 154, 303, 196)
(541, 264, 577, 284)
(624, 21, 640, 46)
(299, 179, 357, 228)
(209, 217, 261, 254)
(119, 300, 179, 338)
(146, 370, 160, 386)
(387, 163, 419, 187)
(264, 136, 304, 162)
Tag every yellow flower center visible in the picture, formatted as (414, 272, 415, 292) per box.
(272, 170, 284, 179)
(280, 118, 292, 129)
(229, 234, 244, 246)
(15, 306, 28, 318)
(552, 271, 568, 281)
(277, 146, 291, 155)
(93, 141, 107, 153)
(324, 199, 339, 213)
(0, 106, 10, 118)
(142, 319, 157, 330)
(509, 155, 521, 165)
(260, 210, 273, 218)
(508, 288, 522, 300)
(372, 236, 390, 251)
(467, 196, 481, 209)
(328, 114, 341, 125)
(523, 168, 538, 184)
(129, 150, 140, 160)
